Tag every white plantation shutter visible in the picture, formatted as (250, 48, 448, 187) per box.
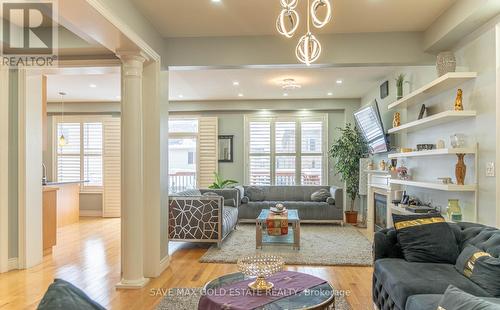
(83, 122, 103, 188)
(102, 117, 121, 218)
(246, 115, 327, 186)
(57, 123, 81, 182)
(198, 117, 218, 188)
(248, 121, 271, 185)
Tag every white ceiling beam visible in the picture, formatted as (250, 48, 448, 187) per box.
(163, 32, 435, 68)
(424, 0, 500, 52)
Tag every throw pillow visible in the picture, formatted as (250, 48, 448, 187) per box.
(241, 196, 250, 204)
(326, 197, 335, 205)
(311, 189, 331, 202)
(392, 213, 459, 264)
(437, 285, 500, 310)
(224, 198, 236, 207)
(38, 279, 106, 310)
(246, 186, 265, 201)
(455, 245, 500, 296)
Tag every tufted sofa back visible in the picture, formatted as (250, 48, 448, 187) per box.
(452, 222, 500, 258)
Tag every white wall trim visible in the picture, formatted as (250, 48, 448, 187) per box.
(79, 210, 103, 217)
(159, 255, 169, 274)
(0, 66, 9, 273)
(8, 258, 18, 271)
(496, 24, 500, 228)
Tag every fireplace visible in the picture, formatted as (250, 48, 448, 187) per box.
(374, 193, 387, 231)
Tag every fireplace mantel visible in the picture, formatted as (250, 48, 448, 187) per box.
(366, 171, 402, 232)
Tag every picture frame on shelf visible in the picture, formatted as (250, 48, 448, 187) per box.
(418, 104, 426, 120)
(380, 81, 389, 99)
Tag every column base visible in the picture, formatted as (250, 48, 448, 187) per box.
(116, 277, 150, 289)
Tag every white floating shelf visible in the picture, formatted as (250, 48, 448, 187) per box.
(388, 72, 477, 110)
(388, 110, 476, 134)
(389, 179, 477, 192)
(365, 170, 391, 174)
(388, 147, 476, 159)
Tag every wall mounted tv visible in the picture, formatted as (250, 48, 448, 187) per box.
(354, 100, 388, 154)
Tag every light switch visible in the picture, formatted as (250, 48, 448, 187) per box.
(486, 162, 495, 177)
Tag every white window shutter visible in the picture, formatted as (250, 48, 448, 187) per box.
(102, 117, 121, 218)
(198, 117, 218, 188)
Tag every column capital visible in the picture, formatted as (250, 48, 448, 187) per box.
(117, 50, 148, 77)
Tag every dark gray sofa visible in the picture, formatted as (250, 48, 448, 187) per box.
(235, 185, 343, 224)
(373, 222, 500, 310)
(168, 188, 240, 247)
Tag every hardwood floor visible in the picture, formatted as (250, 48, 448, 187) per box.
(0, 218, 374, 310)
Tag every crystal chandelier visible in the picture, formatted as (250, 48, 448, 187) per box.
(276, 0, 332, 65)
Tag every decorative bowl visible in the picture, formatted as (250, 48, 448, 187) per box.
(237, 255, 284, 292)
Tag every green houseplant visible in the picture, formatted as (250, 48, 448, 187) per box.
(395, 73, 406, 100)
(208, 172, 238, 189)
(329, 123, 368, 224)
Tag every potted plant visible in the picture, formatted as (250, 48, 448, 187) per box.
(395, 74, 406, 100)
(329, 123, 368, 225)
(208, 172, 238, 189)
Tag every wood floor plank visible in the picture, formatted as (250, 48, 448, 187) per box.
(0, 218, 374, 310)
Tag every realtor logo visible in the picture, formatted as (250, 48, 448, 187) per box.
(1, 0, 58, 67)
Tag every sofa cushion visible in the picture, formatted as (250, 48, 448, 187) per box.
(406, 294, 500, 310)
(246, 186, 265, 201)
(38, 278, 105, 310)
(455, 245, 500, 296)
(374, 258, 491, 310)
(222, 206, 238, 238)
(392, 213, 459, 264)
(438, 285, 500, 310)
(311, 189, 331, 202)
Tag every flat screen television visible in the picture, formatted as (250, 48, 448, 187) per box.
(354, 100, 388, 154)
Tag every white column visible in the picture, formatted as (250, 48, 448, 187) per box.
(116, 51, 149, 289)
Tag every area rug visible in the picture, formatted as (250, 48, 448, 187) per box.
(200, 224, 372, 266)
(155, 288, 351, 310)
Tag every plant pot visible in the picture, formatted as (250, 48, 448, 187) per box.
(345, 211, 358, 225)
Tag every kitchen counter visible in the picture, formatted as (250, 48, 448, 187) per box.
(43, 180, 88, 186)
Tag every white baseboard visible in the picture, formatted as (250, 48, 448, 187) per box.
(79, 210, 102, 217)
(159, 255, 170, 274)
(8, 258, 18, 271)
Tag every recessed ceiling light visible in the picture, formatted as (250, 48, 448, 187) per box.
(212, 0, 221, 3)
(233, 81, 240, 86)
(327, 92, 333, 96)
(283, 93, 289, 97)
(89, 84, 97, 88)
(238, 93, 244, 97)
(336, 80, 343, 84)
(178, 94, 184, 98)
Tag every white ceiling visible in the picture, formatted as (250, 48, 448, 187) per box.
(46, 68, 121, 102)
(169, 66, 400, 101)
(132, 0, 456, 38)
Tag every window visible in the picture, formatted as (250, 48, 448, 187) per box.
(168, 117, 218, 194)
(55, 117, 104, 191)
(246, 115, 327, 186)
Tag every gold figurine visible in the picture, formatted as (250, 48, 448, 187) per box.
(393, 112, 401, 128)
(454, 89, 463, 111)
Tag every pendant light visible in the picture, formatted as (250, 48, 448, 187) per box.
(276, 0, 333, 65)
(58, 91, 67, 147)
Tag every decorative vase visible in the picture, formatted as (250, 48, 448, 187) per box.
(455, 154, 466, 185)
(454, 89, 464, 111)
(379, 160, 386, 171)
(447, 199, 462, 222)
(397, 85, 403, 100)
(436, 51, 456, 77)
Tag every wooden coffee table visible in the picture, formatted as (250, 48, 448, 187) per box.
(256, 209, 300, 250)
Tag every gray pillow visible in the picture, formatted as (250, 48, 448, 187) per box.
(241, 196, 250, 204)
(38, 279, 106, 310)
(224, 198, 236, 207)
(311, 189, 331, 202)
(326, 197, 335, 205)
(437, 285, 500, 310)
(455, 245, 500, 296)
(246, 187, 265, 201)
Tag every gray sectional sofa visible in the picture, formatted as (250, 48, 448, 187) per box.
(373, 222, 500, 310)
(235, 185, 343, 224)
